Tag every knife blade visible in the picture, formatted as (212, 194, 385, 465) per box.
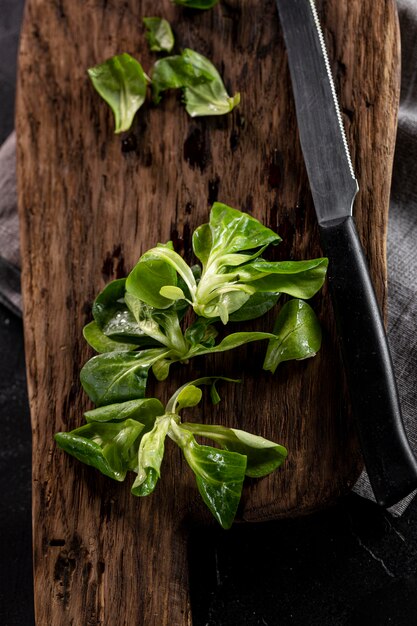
(275, 0, 417, 507)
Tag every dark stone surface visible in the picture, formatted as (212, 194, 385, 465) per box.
(0, 304, 34, 625)
(0, 0, 25, 145)
(2, 1, 417, 625)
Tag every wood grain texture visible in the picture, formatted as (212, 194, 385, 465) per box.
(16, 0, 400, 624)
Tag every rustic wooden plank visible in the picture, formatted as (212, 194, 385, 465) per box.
(16, 0, 400, 623)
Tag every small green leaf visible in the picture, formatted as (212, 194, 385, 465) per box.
(124, 293, 173, 347)
(172, 0, 219, 8)
(263, 299, 322, 373)
(184, 317, 218, 347)
(152, 358, 172, 381)
(192, 223, 212, 267)
(143, 17, 175, 53)
(151, 54, 214, 104)
(181, 50, 240, 117)
(55, 419, 144, 481)
(83, 321, 136, 353)
(165, 376, 239, 413)
(242, 258, 329, 299)
(175, 385, 203, 411)
(88, 53, 149, 133)
(80, 348, 167, 406)
(182, 423, 287, 478)
(127, 245, 196, 309)
(92, 278, 161, 347)
(170, 423, 246, 529)
(159, 285, 186, 301)
(84, 397, 164, 425)
(210, 380, 221, 404)
(204, 203, 281, 262)
(126, 251, 178, 309)
(229, 292, 280, 322)
(131, 417, 171, 496)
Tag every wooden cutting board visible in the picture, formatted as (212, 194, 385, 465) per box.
(16, 0, 400, 624)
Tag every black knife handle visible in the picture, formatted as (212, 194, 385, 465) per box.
(319, 215, 417, 507)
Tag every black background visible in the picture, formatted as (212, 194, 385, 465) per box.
(1, 2, 417, 624)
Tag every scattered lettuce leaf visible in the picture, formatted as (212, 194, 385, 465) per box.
(143, 17, 175, 53)
(88, 53, 149, 133)
(182, 49, 240, 117)
(55, 419, 144, 481)
(263, 299, 322, 373)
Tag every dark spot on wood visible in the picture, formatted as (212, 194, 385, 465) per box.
(183, 126, 211, 172)
(183, 222, 192, 257)
(257, 42, 273, 60)
(82, 561, 92, 583)
(121, 133, 137, 153)
(185, 202, 194, 215)
(170, 227, 184, 254)
(56, 2, 66, 20)
(365, 100, 373, 108)
(65, 294, 72, 311)
(101, 254, 113, 280)
(208, 176, 220, 205)
(102, 244, 125, 280)
(49, 539, 66, 547)
(98, 561, 105, 574)
(82, 300, 91, 317)
(54, 552, 76, 607)
(99, 495, 113, 522)
(267, 149, 283, 190)
(230, 129, 239, 152)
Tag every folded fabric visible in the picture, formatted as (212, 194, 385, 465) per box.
(1, 0, 416, 513)
(0, 131, 21, 316)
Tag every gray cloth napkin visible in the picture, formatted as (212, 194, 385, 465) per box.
(0, 131, 21, 317)
(1, 0, 416, 512)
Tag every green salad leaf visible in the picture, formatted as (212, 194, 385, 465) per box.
(84, 397, 164, 425)
(55, 419, 144, 481)
(182, 49, 240, 117)
(80, 349, 168, 406)
(83, 321, 135, 354)
(181, 422, 287, 477)
(263, 299, 322, 373)
(88, 53, 149, 133)
(92, 278, 161, 348)
(170, 421, 246, 529)
(151, 54, 214, 104)
(131, 416, 171, 496)
(151, 49, 239, 116)
(143, 17, 175, 53)
(191, 203, 327, 323)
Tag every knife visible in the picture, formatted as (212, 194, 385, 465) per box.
(275, 0, 417, 507)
